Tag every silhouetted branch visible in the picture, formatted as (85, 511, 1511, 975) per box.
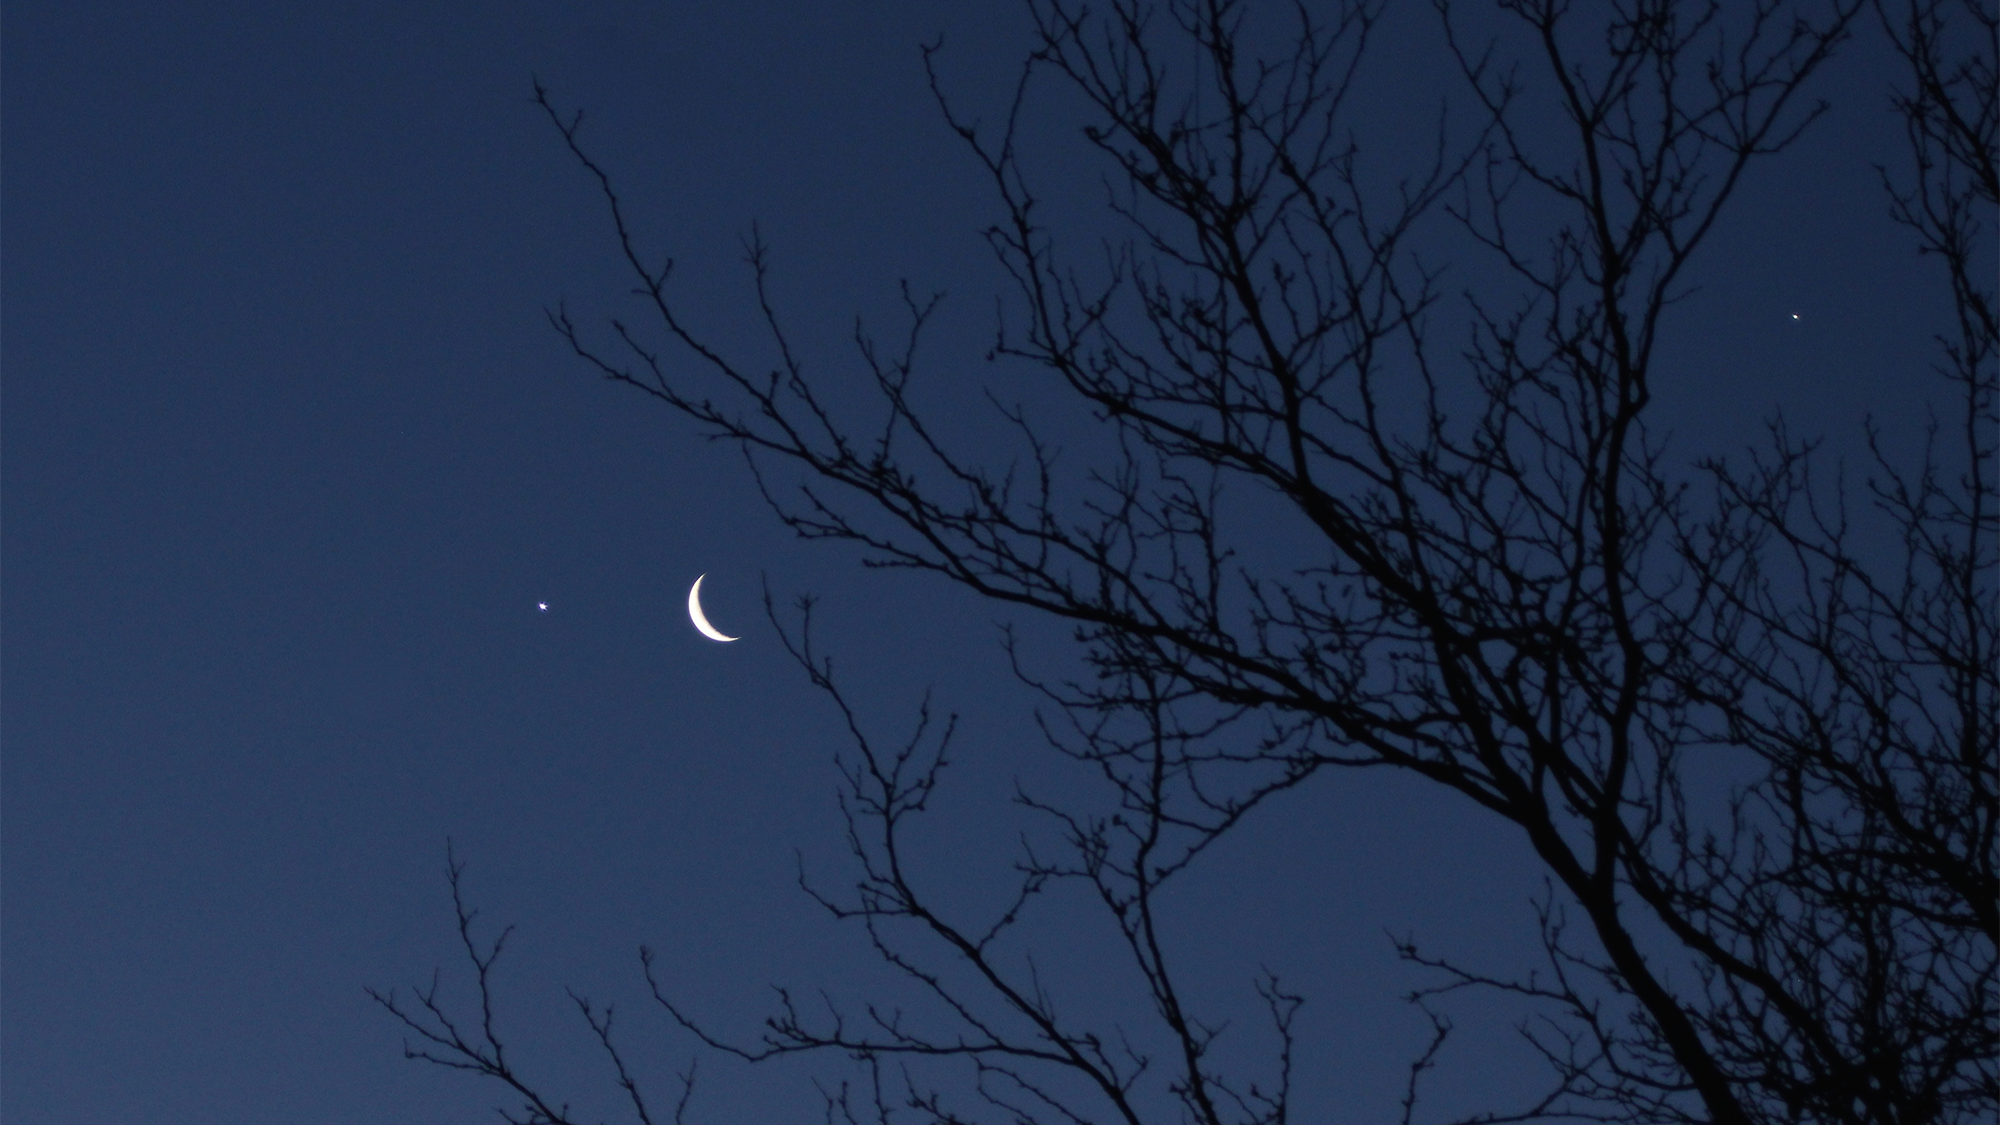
(370, 845, 698, 1125)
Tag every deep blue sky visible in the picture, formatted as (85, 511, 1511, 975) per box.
(4, 2, 1943, 1122)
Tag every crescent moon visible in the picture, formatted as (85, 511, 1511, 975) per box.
(686, 574, 739, 642)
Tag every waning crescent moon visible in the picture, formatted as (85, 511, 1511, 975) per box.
(686, 574, 739, 642)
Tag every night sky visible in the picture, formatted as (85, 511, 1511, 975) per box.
(4, 2, 1947, 1122)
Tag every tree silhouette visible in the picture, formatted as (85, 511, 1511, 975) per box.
(375, 1, 1995, 1121)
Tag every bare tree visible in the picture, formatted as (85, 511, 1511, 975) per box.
(1619, 1, 1997, 1118)
(378, 1, 1994, 1122)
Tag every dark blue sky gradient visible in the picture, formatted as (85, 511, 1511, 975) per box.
(5, 2, 1943, 1122)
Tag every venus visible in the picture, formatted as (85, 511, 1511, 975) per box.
(686, 574, 739, 642)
